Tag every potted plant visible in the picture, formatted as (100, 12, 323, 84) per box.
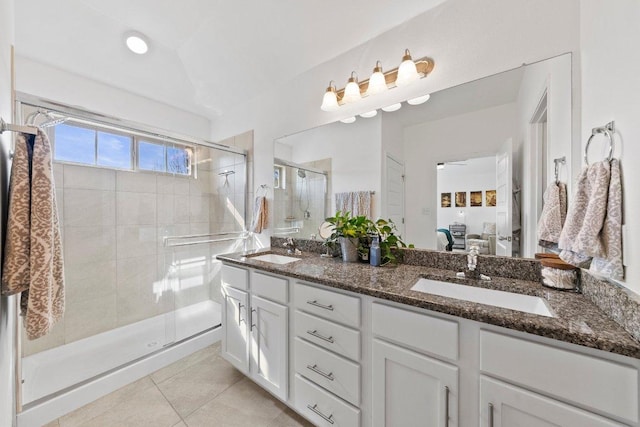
(371, 218, 413, 265)
(324, 211, 371, 262)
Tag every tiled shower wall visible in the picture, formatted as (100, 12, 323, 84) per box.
(23, 143, 248, 356)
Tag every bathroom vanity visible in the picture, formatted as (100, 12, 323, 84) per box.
(217, 248, 640, 427)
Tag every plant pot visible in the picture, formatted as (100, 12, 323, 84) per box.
(340, 237, 359, 262)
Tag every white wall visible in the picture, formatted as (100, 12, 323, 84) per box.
(437, 157, 497, 235)
(278, 116, 382, 217)
(15, 57, 211, 141)
(404, 103, 518, 249)
(515, 54, 573, 258)
(580, 0, 640, 294)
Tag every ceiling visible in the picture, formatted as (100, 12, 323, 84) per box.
(15, 0, 448, 119)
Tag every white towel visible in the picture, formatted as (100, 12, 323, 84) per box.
(1, 130, 65, 340)
(250, 196, 268, 233)
(537, 182, 567, 249)
(559, 159, 623, 279)
(334, 191, 372, 217)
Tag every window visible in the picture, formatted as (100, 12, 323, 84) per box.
(53, 123, 133, 169)
(52, 121, 192, 176)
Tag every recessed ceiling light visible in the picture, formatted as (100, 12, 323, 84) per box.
(360, 110, 378, 118)
(125, 32, 149, 55)
(340, 117, 356, 124)
(381, 103, 402, 112)
(407, 94, 431, 105)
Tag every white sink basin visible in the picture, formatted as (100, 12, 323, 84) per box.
(250, 254, 301, 264)
(411, 278, 555, 317)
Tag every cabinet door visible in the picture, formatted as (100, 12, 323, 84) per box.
(372, 339, 458, 427)
(250, 295, 288, 400)
(480, 377, 625, 427)
(221, 285, 249, 373)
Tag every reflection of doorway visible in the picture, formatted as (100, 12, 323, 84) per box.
(530, 90, 548, 255)
(385, 154, 405, 237)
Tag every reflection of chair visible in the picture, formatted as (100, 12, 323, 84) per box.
(465, 222, 496, 255)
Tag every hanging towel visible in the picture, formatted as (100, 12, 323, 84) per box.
(251, 196, 268, 233)
(589, 159, 623, 279)
(1, 130, 65, 340)
(559, 159, 624, 279)
(335, 191, 372, 217)
(537, 182, 568, 250)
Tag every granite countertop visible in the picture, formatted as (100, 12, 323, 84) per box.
(217, 249, 640, 359)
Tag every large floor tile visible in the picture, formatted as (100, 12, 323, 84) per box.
(266, 407, 314, 427)
(151, 343, 220, 385)
(156, 354, 244, 417)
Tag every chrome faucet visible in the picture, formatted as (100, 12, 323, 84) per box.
(467, 245, 479, 271)
(283, 237, 302, 255)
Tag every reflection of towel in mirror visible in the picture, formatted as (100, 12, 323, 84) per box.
(558, 159, 623, 280)
(1, 130, 65, 340)
(335, 191, 372, 217)
(251, 196, 268, 233)
(537, 182, 567, 250)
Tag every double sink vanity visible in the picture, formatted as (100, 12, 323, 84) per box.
(217, 242, 640, 426)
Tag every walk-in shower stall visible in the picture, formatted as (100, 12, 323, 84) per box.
(273, 159, 328, 238)
(13, 97, 248, 420)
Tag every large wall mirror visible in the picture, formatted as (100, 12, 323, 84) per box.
(274, 53, 572, 259)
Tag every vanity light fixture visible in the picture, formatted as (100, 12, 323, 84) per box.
(382, 103, 402, 112)
(319, 49, 434, 111)
(407, 94, 431, 105)
(340, 116, 357, 124)
(360, 110, 378, 118)
(125, 31, 149, 55)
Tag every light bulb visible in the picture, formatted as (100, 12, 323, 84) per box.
(396, 49, 419, 87)
(360, 110, 378, 118)
(366, 61, 388, 96)
(342, 72, 361, 104)
(340, 116, 356, 124)
(407, 94, 431, 105)
(125, 32, 149, 54)
(381, 103, 402, 112)
(320, 83, 339, 111)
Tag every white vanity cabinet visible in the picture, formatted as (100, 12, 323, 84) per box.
(371, 302, 459, 427)
(221, 265, 289, 400)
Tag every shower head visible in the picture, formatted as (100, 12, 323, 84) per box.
(297, 169, 306, 178)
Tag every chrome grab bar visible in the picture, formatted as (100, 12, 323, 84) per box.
(163, 231, 248, 247)
(273, 227, 300, 235)
(306, 329, 334, 344)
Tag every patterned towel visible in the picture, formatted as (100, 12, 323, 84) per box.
(1, 130, 65, 340)
(251, 196, 268, 233)
(559, 159, 623, 279)
(537, 182, 567, 249)
(335, 191, 372, 217)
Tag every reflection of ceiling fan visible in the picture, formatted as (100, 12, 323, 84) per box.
(437, 161, 467, 169)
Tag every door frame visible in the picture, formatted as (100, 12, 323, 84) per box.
(382, 152, 405, 236)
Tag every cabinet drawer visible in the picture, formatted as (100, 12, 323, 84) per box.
(294, 282, 360, 328)
(251, 271, 288, 303)
(295, 310, 361, 361)
(372, 302, 458, 361)
(294, 374, 360, 427)
(480, 330, 639, 424)
(222, 264, 248, 290)
(295, 338, 360, 406)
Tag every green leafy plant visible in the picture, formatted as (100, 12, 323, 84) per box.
(324, 211, 412, 265)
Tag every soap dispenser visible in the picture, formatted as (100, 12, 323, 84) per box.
(370, 237, 381, 267)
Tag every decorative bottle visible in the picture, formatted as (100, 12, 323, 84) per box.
(370, 237, 381, 267)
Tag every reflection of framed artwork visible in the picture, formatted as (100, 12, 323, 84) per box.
(486, 190, 496, 207)
(470, 191, 482, 207)
(455, 192, 466, 207)
(441, 193, 451, 207)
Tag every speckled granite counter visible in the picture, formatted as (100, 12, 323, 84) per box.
(217, 249, 640, 359)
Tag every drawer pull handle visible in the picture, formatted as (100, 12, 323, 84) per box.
(307, 329, 334, 344)
(306, 364, 335, 381)
(238, 303, 245, 325)
(251, 308, 256, 331)
(307, 300, 334, 311)
(488, 402, 494, 427)
(307, 403, 335, 424)
(445, 386, 450, 427)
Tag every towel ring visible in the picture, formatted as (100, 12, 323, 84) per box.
(584, 121, 614, 165)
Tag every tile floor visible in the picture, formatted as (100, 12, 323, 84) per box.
(44, 343, 313, 427)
